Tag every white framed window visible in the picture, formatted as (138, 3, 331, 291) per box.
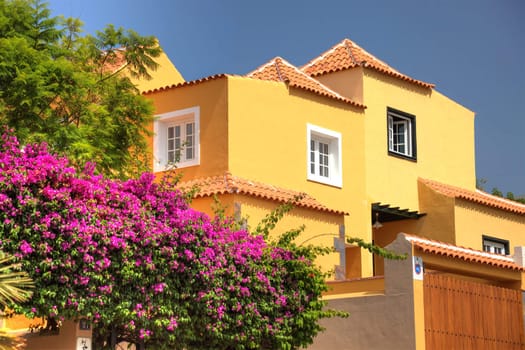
(388, 108, 416, 160)
(153, 106, 200, 172)
(307, 124, 342, 187)
(482, 236, 509, 255)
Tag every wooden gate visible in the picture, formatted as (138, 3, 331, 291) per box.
(424, 272, 525, 349)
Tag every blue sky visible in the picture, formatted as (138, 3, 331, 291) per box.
(48, 0, 524, 195)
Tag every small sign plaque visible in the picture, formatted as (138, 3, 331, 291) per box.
(413, 256, 424, 280)
(77, 337, 91, 350)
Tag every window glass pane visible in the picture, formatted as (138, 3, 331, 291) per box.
(483, 239, 506, 255)
(186, 147, 193, 160)
(310, 140, 316, 174)
(168, 126, 174, 139)
(391, 118, 409, 155)
(321, 143, 328, 155)
(186, 122, 194, 135)
(175, 126, 181, 137)
(186, 124, 195, 160)
(388, 112, 414, 158)
(167, 139, 174, 151)
(319, 142, 329, 177)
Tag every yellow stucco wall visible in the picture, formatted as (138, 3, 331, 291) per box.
(454, 199, 525, 252)
(225, 76, 372, 274)
(131, 50, 185, 93)
(417, 181, 525, 255)
(289, 67, 475, 276)
(145, 66, 477, 279)
(2, 319, 92, 350)
(226, 76, 365, 191)
(189, 195, 235, 218)
(416, 181, 457, 244)
(338, 69, 475, 276)
(145, 76, 363, 274)
(372, 219, 420, 275)
(145, 77, 230, 181)
(362, 69, 476, 211)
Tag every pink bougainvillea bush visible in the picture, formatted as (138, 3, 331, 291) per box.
(0, 132, 342, 349)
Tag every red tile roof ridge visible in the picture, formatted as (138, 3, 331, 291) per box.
(342, 39, 402, 75)
(405, 234, 515, 263)
(245, 56, 284, 78)
(419, 178, 525, 215)
(177, 171, 348, 215)
(279, 57, 359, 101)
(301, 38, 434, 89)
(342, 39, 359, 66)
(403, 233, 523, 271)
(275, 57, 365, 107)
(474, 188, 525, 209)
(300, 42, 348, 72)
(142, 74, 236, 94)
(247, 57, 365, 108)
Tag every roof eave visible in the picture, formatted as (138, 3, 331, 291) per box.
(142, 74, 232, 95)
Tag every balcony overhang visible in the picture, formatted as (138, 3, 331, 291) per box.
(372, 202, 426, 224)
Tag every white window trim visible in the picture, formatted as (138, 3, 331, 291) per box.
(153, 106, 200, 172)
(306, 124, 342, 188)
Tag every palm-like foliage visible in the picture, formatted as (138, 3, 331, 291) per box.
(0, 255, 33, 307)
(0, 255, 33, 350)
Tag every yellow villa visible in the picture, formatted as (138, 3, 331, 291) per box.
(7, 38, 524, 349)
(141, 38, 525, 349)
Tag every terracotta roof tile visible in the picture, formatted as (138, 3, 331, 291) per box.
(247, 57, 365, 108)
(405, 234, 524, 271)
(142, 74, 231, 94)
(301, 38, 434, 89)
(177, 172, 347, 215)
(419, 178, 525, 215)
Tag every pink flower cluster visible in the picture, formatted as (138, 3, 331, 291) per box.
(0, 131, 327, 349)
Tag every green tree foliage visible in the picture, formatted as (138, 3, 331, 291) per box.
(0, 0, 161, 178)
(493, 189, 525, 204)
(477, 179, 525, 204)
(346, 237, 407, 260)
(490, 188, 525, 204)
